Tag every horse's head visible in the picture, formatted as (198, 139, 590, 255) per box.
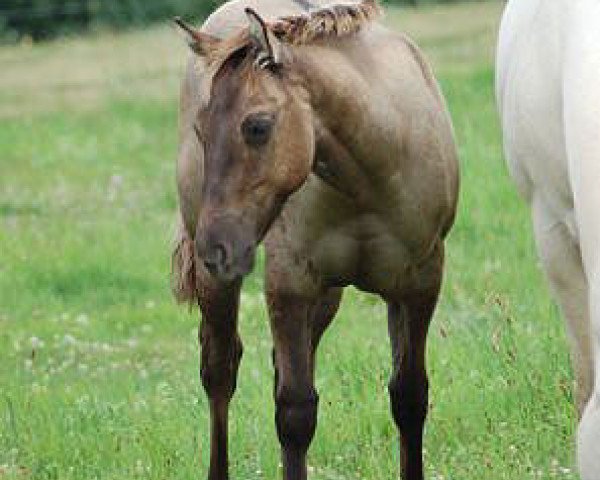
(177, 11, 314, 283)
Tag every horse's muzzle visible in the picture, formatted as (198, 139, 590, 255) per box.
(195, 215, 256, 283)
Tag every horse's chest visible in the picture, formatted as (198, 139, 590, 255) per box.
(307, 214, 434, 296)
(354, 231, 419, 295)
(268, 175, 443, 297)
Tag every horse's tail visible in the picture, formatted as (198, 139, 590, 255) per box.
(171, 218, 197, 305)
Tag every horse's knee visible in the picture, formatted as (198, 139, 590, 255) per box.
(578, 394, 600, 480)
(388, 370, 429, 432)
(200, 326, 243, 399)
(275, 386, 319, 451)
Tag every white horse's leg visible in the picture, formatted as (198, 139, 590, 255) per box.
(562, 14, 600, 473)
(578, 248, 600, 479)
(531, 196, 593, 416)
(578, 276, 600, 479)
(578, 341, 600, 480)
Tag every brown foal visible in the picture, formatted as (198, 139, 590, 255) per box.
(172, 1, 459, 479)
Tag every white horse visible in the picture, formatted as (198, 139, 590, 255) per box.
(496, 0, 600, 477)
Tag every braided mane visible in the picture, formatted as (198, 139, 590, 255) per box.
(193, 0, 382, 105)
(271, 0, 382, 45)
(205, 0, 382, 66)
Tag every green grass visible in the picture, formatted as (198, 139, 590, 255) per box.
(0, 3, 578, 480)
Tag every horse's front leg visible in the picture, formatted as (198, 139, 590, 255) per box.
(197, 278, 243, 480)
(267, 290, 323, 480)
(387, 250, 443, 480)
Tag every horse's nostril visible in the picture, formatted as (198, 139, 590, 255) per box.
(203, 257, 217, 274)
(203, 243, 228, 276)
(215, 244, 227, 266)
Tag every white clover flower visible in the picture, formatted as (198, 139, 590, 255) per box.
(63, 334, 77, 346)
(29, 336, 44, 349)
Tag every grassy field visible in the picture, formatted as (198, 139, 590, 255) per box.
(0, 3, 579, 479)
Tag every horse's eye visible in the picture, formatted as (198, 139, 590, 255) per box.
(241, 114, 274, 147)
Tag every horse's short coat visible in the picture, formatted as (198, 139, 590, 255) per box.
(497, 1, 600, 477)
(173, 1, 459, 479)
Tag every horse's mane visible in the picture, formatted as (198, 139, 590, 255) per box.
(207, 0, 382, 66)
(271, 0, 382, 45)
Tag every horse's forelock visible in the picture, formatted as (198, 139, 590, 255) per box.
(194, 33, 252, 105)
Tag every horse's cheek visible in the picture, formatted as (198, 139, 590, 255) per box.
(274, 152, 312, 193)
(282, 130, 314, 191)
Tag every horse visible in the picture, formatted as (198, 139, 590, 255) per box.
(171, 1, 459, 479)
(496, 0, 600, 478)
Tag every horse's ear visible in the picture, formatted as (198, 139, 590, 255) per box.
(174, 17, 219, 57)
(245, 8, 284, 69)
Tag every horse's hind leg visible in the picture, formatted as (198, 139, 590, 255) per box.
(197, 276, 243, 480)
(578, 291, 600, 480)
(387, 251, 443, 480)
(268, 287, 342, 480)
(531, 196, 593, 416)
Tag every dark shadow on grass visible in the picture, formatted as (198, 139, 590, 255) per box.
(0, 201, 43, 217)
(32, 264, 157, 306)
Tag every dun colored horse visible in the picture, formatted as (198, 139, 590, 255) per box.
(172, 1, 459, 479)
(497, 0, 600, 478)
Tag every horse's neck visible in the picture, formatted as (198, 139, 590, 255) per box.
(294, 43, 400, 189)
